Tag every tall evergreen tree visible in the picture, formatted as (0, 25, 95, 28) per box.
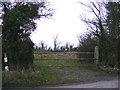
(105, 2, 120, 67)
(2, 2, 53, 70)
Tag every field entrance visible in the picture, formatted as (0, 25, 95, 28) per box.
(3, 49, 117, 87)
(34, 50, 95, 66)
(33, 50, 117, 86)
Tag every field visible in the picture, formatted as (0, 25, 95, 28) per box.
(2, 51, 118, 87)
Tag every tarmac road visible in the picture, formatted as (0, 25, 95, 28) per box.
(45, 79, 118, 88)
(3, 79, 119, 90)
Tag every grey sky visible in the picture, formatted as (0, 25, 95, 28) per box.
(30, 0, 89, 48)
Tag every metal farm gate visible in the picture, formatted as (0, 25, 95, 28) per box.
(34, 46, 99, 67)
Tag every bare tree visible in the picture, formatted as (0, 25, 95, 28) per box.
(53, 34, 61, 51)
(80, 1, 107, 38)
(65, 42, 69, 51)
(39, 41, 47, 50)
(70, 44, 74, 51)
(79, 1, 108, 63)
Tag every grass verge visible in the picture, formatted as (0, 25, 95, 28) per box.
(2, 55, 118, 87)
(2, 66, 56, 87)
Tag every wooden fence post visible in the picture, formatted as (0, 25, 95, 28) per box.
(94, 46, 99, 65)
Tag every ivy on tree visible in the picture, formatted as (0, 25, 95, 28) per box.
(2, 2, 53, 70)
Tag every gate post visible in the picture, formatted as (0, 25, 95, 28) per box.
(94, 46, 99, 65)
(0, 25, 1, 69)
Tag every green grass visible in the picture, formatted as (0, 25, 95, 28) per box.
(2, 55, 96, 86)
(3, 67, 56, 87)
(60, 66, 72, 70)
(61, 59, 93, 67)
(2, 55, 64, 87)
(34, 59, 62, 67)
(3, 54, 118, 87)
(3, 56, 59, 87)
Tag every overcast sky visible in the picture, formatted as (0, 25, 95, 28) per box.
(31, 0, 89, 49)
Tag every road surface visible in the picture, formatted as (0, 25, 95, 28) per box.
(44, 79, 118, 88)
(3, 79, 119, 90)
